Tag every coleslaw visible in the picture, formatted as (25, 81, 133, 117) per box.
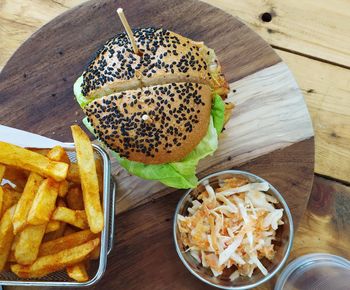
(177, 176, 284, 280)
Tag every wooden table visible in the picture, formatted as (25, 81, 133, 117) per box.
(1, 0, 349, 288)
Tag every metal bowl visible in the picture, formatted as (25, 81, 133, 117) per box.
(0, 143, 116, 287)
(173, 170, 294, 289)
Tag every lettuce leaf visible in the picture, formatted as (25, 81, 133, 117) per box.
(112, 116, 218, 188)
(83, 116, 95, 134)
(212, 94, 225, 134)
(82, 92, 225, 189)
(74, 75, 90, 109)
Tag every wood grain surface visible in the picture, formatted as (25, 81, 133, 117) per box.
(201, 0, 350, 183)
(114, 62, 313, 213)
(5, 0, 350, 289)
(291, 176, 350, 260)
(0, 0, 278, 137)
(3, 0, 349, 68)
(202, 0, 350, 68)
(0, 0, 314, 220)
(1, 0, 349, 183)
(277, 51, 350, 182)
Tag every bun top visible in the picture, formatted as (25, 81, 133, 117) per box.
(84, 82, 212, 164)
(79, 28, 229, 165)
(81, 28, 228, 101)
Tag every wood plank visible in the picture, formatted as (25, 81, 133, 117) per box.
(2, 0, 350, 68)
(0, 0, 82, 71)
(114, 62, 314, 214)
(203, 0, 350, 67)
(291, 175, 350, 260)
(277, 50, 350, 182)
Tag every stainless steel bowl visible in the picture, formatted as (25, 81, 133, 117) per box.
(0, 143, 116, 287)
(173, 170, 294, 289)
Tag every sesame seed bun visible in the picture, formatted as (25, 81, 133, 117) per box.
(79, 27, 229, 165)
(84, 82, 212, 164)
(81, 28, 228, 101)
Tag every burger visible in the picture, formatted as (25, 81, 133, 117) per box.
(74, 27, 232, 189)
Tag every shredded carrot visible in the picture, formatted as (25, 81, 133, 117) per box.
(177, 178, 284, 279)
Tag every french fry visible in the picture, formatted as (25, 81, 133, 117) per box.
(11, 238, 100, 278)
(45, 220, 60, 233)
(51, 207, 88, 229)
(7, 251, 16, 263)
(71, 125, 103, 233)
(1, 132, 105, 281)
(95, 158, 103, 194)
(0, 168, 5, 218)
(46, 147, 70, 198)
(46, 146, 71, 165)
(57, 198, 67, 208)
(15, 224, 46, 265)
(9, 234, 19, 263)
(0, 167, 9, 218)
(58, 180, 69, 197)
(63, 226, 76, 236)
(2, 183, 17, 191)
(27, 178, 59, 225)
(89, 245, 100, 260)
(0, 205, 16, 270)
(29, 148, 50, 155)
(67, 262, 89, 282)
(2, 263, 12, 271)
(12, 172, 43, 234)
(63, 224, 89, 281)
(43, 199, 67, 242)
(0, 164, 5, 181)
(66, 186, 84, 210)
(39, 229, 96, 257)
(67, 163, 80, 183)
(0, 187, 3, 219)
(2, 186, 21, 213)
(11, 233, 20, 251)
(0, 142, 68, 181)
(3, 166, 28, 192)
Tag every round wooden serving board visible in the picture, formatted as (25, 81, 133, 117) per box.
(0, 0, 314, 289)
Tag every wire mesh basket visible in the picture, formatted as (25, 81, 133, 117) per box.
(0, 143, 116, 287)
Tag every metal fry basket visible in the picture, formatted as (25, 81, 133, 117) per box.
(0, 143, 116, 287)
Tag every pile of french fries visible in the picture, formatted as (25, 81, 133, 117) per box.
(0, 125, 104, 282)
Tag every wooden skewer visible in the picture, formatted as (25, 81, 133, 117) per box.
(117, 8, 140, 55)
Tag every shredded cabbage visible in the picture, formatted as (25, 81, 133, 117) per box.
(205, 184, 216, 201)
(177, 176, 284, 279)
(219, 234, 244, 266)
(220, 182, 270, 196)
(229, 270, 240, 281)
